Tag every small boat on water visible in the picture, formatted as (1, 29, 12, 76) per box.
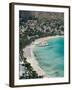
(38, 43, 49, 47)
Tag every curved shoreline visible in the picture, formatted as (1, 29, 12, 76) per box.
(23, 44, 46, 77)
(23, 35, 64, 77)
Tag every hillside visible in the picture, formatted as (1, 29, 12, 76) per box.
(19, 10, 64, 79)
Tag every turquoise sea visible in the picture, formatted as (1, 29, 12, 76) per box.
(33, 37, 64, 77)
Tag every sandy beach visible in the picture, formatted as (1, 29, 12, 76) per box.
(23, 44, 46, 77)
(23, 35, 63, 77)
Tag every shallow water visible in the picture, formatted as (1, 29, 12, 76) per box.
(33, 37, 64, 77)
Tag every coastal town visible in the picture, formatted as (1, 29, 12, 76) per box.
(19, 11, 64, 79)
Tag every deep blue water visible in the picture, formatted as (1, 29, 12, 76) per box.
(33, 37, 64, 77)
